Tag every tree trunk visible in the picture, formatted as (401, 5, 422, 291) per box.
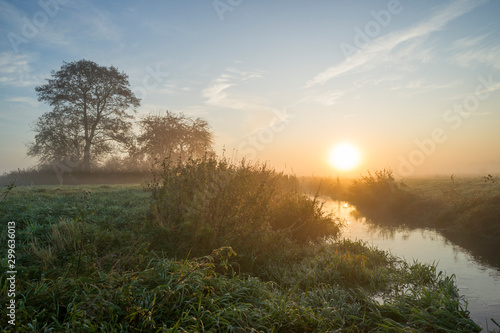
(83, 141, 91, 172)
(82, 95, 91, 172)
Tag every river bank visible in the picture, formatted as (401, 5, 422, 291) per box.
(320, 199, 500, 330)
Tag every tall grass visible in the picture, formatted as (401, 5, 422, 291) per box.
(346, 170, 500, 238)
(147, 155, 341, 271)
(434, 176, 500, 236)
(347, 169, 428, 226)
(297, 175, 348, 199)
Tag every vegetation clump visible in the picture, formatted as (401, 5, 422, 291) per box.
(347, 169, 426, 226)
(147, 155, 340, 271)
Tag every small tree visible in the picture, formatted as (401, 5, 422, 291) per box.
(136, 111, 214, 165)
(29, 59, 140, 172)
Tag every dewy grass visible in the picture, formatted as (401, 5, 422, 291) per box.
(2, 247, 482, 332)
(0, 167, 490, 332)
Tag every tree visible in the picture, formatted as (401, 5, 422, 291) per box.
(136, 111, 214, 164)
(29, 59, 140, 172)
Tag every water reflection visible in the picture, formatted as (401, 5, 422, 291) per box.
(440, 231, 500, 272)
(321, 198, 500, 330)
(334, 200, 500, 272)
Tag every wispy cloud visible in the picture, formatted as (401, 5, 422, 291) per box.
(354, 74, 405, 87)
(297, 90, 346, 106)
(152, 81, 193, 96)
(452, 33, 491, 49)
(202, 68, 265, 109)
(203, 68, 286, 132)
(6, 96, 38, 108)
(225, 68, 263, 81)
(399, 80, 462, 95)
(453, 45, 500, 69)
(445, 80, 500, 101)
(203, 77, 234, 105)
(451, 32, 500, 69)
(0, 52, 41, 87)
(306, 0, 487, 87)
(0, 52, 29, 74)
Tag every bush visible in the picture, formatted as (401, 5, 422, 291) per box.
(348, 169, 430, 226)
(349, 169, 402, 204)
(147, 155, 341, 271)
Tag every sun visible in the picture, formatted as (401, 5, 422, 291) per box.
(329, 143, 361, 171)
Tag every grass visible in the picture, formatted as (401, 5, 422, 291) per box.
(0, 159, 496, 332)
(338, 170, 500, 239)
(405, 175, 500, 234)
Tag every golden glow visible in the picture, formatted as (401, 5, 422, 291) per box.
(329, 143, 361, 171)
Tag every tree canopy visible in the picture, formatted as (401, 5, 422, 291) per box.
(29, 59, 140, 172)
(135, 111, 214, 165)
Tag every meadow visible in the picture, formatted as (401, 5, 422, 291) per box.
(0, 158, 496, 332)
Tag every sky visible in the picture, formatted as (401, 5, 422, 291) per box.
(1, 0, 500, 177)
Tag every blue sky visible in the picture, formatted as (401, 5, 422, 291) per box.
(1, 0, 500, 176)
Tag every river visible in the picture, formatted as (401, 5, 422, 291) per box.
(321, 199, 500, 331)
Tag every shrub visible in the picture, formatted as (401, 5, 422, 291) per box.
(147, 155, 341, 271)
(348, 169, 429, 226)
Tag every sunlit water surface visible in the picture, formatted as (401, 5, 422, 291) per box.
(321, 199, 500, 331)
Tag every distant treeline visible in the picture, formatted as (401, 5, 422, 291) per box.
(0, 167, 151, 186)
